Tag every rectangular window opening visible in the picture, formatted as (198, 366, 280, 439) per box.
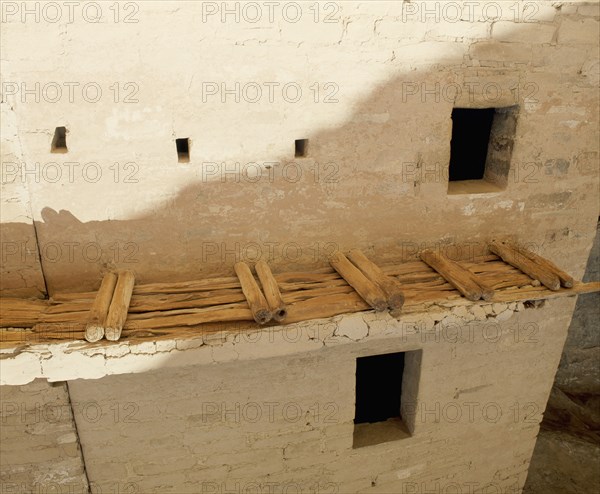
(176, 138, 190, 163)
(447, 106, 518, 195)
(353, 349, 422, 448)
(51, 126, 68, 153)
(295, 139, 308, 158)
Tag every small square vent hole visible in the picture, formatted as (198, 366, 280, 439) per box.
(51, 126, 68, 153)
(176, 138, 190, 163)
(295, 139, 308, 158)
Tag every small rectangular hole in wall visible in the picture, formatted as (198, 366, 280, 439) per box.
(51, 126, 67, 153)
(447, 106, 518, 195)
(176, 138, 190, 163)
(353, 350, 422, 448)
(295, 139, 308, 158)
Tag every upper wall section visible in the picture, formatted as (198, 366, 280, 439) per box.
(0, 1, 598, 293)
(0, 102, 46, 297)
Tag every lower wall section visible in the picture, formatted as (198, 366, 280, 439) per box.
(554, 221, 599, 396)
(57, 297, 575, 494)
(0, 379, 88, 493)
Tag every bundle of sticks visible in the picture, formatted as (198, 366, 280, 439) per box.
(0, 243, 593, 348)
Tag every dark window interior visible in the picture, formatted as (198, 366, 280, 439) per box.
(51, 126, 67, 153)
(449, 108, 495, 181)
(295, 139, 308, 158)
(355, 351, 405, 424)
(176, 138, 190, 162)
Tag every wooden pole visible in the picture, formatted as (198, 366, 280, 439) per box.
(105, 271, 136, 341)
(6, 250, 584, 345)
(347, 249, 405, 310)
(85, 272, 118, 342)
(124, 304, 254, 330)
(21, 281, 599, 343)
(488, 241, 560, 291)
(512, 243, 574, 288)
(0, 299, 48, 328)
(420, 250, 483, 301)
(329, 252, 387, 311)
(255, 260, 287, 322)
(476, 279, 495, 302)
(234, 262, 272, 324)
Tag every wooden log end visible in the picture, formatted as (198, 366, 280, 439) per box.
(373, 298, 388, 312)
(476, 281, 495, 302)
(480, 290, 495, 302)
(254, 260, 287, 320)
(387, 292, 405, 311)
(531, 279, 541, 287)
(84, 325, 104, 343)
(562, 280, 574, 289)
(272, 307, 288, 323)
(253, 309, 273, 325)
(389, 308, 403, 319)
(105, 326, 122, 342)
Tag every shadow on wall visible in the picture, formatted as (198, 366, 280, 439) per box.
(1, 12, 597, 296)
(541, 219, 600, 439)
(1, 13, 598, 494)
(523, 220, 600, 494)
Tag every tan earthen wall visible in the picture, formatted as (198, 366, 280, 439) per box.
(1, 1, 598, 295)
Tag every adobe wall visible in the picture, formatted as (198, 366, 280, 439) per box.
(1, 1, 598, 295)
(0, 379, 88, 493)
(0, 297, 578, 492)
(0, 3, 598, 492)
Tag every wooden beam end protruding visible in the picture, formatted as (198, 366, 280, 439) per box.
(488, 240, 561, 291)
(234, 261, 273, 325)
(105, 270, 136, 342)
(419, 249, 494, 302)
(329, 251, 388, 311)
(514, 242, 574, 288)
(347, 249, 405, 310)
(84, 272, 118, 343)
(255, 260, 287, 323)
